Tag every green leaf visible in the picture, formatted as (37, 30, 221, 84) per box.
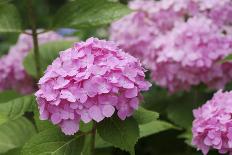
(166, 102, 195, 128)
(0, 3, 22, 33)
(133, 107, 159, 124)
(1, 148, 21, 155)
(0, 117, 36, 153)
(22, 127, 84, 155)
(220, 54, 232, 63)
(23, 40, 75, 77)
(0, 91, 21, 103)
(95, 132, 112, 148)
(139, 120, 177, 138)
(97, 116, 139, 155)
(0, 95, 34, 125)
(178, 128, 193, 146)
(53, 0, 131, 29)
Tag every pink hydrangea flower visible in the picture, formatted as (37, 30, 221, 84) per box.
(35, 37, 151, 135)
(0, 31, 66, 94)
(110, 0, 232, 93)
(191, 0, 232, 30)
(192, 90, 232, 155)
(110, 0, 188, 69)
(151, 16, 232, 92)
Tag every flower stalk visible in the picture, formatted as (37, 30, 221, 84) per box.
(27, 0, 41, 79)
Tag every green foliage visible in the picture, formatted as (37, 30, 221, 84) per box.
(97, 116, 139, 155)
(221, 54, 232, 63)
(166, 102, 195, 128)
(133, 107, 159, 124)
(23, 40, 75, 77)
(178, 128, 193, 146)
(0, 95, 34, 125)
(22, 127, 84, 155)
(53, 0, 131, 29)
(0, 3, 22, 33)
(139, 120, 178, 138)
(0, 91, 21, 103)
(95, 133, 112, 148)
(0, 117, 36, 153)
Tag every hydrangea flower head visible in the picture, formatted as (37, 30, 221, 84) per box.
(35, 37, 151, 135)
(0, 31, 65, 94)
(110, 0, 232, 93)
(151, 16, 232, 92)
(192, 90, 232, 155)
(110, 0, 189, 69)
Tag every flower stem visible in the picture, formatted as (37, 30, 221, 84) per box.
(90, 122, 97, 155)
(27, 0, 41, 79)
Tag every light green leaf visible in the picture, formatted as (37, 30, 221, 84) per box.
(0, 91, 21, 103)
(139, 120, 177, 138)
(0, 95, 34, 125)
(0, 3, 22, 33)
(22, 127, 84, 155)
(97, 116, 139, 155)
(23, 40, 75, 77)
(0, 117, 36, 153)
(133, 107, 159, 124)
(53, 0, 131, 29)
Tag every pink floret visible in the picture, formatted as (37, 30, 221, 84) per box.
(35, 37, 151, 135)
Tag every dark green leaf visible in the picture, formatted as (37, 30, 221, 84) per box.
(53, 0, 131, 29)
(95, 132, 112, 148)
(97, 116, 139, 155)
(22, 127, 84, 155)
(23, 40, 75, 77)
(0, 3, 22, 33)
(139, 120, 177, 138)
(0, 117, 36, 153)
(0, 95, 34, 125)
(133, 107, 159, 124)
(167, 102, 195, 128)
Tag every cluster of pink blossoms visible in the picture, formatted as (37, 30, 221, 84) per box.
(0, 31, 66, 94)
(110, 0, 232, 92)
(35, 38, 151, 135)
(192, 90, 232, 155)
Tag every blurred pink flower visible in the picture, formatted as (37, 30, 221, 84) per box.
(110, 0, 232, 93)
(0, 31, 66, 94)
(192, 90, 232, 155)
(35, 37, 151, 135)
(151, 16, 232, 92)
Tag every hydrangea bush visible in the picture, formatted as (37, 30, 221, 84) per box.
(0, 0, 232, 155)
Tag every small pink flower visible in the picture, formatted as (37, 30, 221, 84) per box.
(35, 37, 151, 135)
